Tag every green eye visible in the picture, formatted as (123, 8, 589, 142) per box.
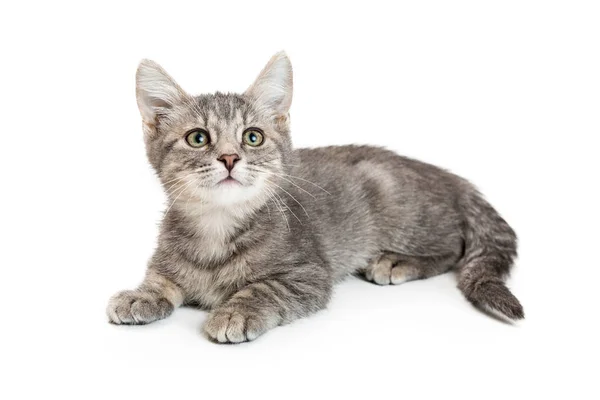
(185, 129, 210, 148)
(243, 128, 264, 147)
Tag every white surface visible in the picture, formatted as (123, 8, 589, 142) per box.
(1, 1, 599, 399)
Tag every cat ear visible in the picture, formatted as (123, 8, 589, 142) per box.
(245, 51, 293, 117)
(136, 59, 189, 125)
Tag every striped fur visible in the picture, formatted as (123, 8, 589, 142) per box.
(107, 52, 523, 343)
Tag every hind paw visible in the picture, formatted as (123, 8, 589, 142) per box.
(363, 254, 418, 285)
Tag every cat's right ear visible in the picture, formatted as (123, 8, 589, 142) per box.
(136, 59, 188, 127)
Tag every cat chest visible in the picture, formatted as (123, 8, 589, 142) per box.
(169, 210, 259, 308)
(175, 257, 251, 308)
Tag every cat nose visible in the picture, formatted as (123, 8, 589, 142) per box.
(217, 154, 240, 172)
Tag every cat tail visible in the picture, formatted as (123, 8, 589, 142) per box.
(456, 188, 524, 320)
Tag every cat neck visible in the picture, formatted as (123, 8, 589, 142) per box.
(166, 193, 273, 240)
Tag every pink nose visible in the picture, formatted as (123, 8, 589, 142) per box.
(217, 154, 240, 172)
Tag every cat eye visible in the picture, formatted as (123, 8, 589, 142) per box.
(243, 128, 264, 147)
(185, 129, 210, 148)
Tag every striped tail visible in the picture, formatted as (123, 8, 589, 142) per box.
(457, 189, 524, 320)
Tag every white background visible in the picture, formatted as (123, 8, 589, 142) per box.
(1, 1, 599, 399)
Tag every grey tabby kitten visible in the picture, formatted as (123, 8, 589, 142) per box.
(107, 52, 523, 343)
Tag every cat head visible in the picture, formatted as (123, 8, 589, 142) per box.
(136, 52, 293, 210)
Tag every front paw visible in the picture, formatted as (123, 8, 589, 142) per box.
(107, 290, 173, 325)
(203, 307, 279, 343)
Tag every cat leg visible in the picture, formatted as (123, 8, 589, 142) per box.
(204, 267, 332, 343)
(107, 269, 184, 325)
(363, 252, 457, 286)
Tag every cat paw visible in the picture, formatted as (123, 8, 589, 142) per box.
(364, 256, 416, 285)
(107, 290, 174, 325)
(203, 308, 277, 343)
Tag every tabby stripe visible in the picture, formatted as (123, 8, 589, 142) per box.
(157, 138, 178, 171)
(251, 282, 289, 311)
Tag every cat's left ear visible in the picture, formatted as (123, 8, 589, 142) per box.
(136, 59, 189, 126)
(245, 51, 293, 117)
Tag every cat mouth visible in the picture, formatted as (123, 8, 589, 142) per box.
(218, 176, 241, 185)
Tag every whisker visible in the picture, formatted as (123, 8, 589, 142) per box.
(167, 170, 224, 194)
(264, 186, 289, 231)
(164, 178, 197, 216)
(163, 174, 194, 191)
(264, 178, 310, 218)
(267, 183, 303, 225)
(264, 196, 272, 220)
(247, 166, 318, 199)
(248, 156, 278, 165)
(162, 167, 214, 193)
(166, 177, 194, 194)
(249, 159, 299, 168)
(185, 180, 203, 213)
(269, 171, 332, 195)
(161, 168, 208, 186)
(166, 173, 204, 195)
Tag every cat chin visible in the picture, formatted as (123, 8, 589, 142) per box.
(208, 180, 266, 208)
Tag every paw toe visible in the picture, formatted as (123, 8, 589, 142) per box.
(390, 265, 418, 285)
(107, 291, 172, 325)
(204, 309, 274, 344)
(130, 299, 155, 324)
(245, 317, 265, 341)
(391, 267, 409, 284)
(107, 292, 135, 324)
(372, 268, 391, 285)
(365, 262, 393, 285)
(204, 311, 234, 343)
(225, 313, 247, 343)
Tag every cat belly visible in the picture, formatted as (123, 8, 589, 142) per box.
(320, 235, 381, 281)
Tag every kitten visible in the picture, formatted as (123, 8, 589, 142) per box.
(107, 52, 523, 343)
